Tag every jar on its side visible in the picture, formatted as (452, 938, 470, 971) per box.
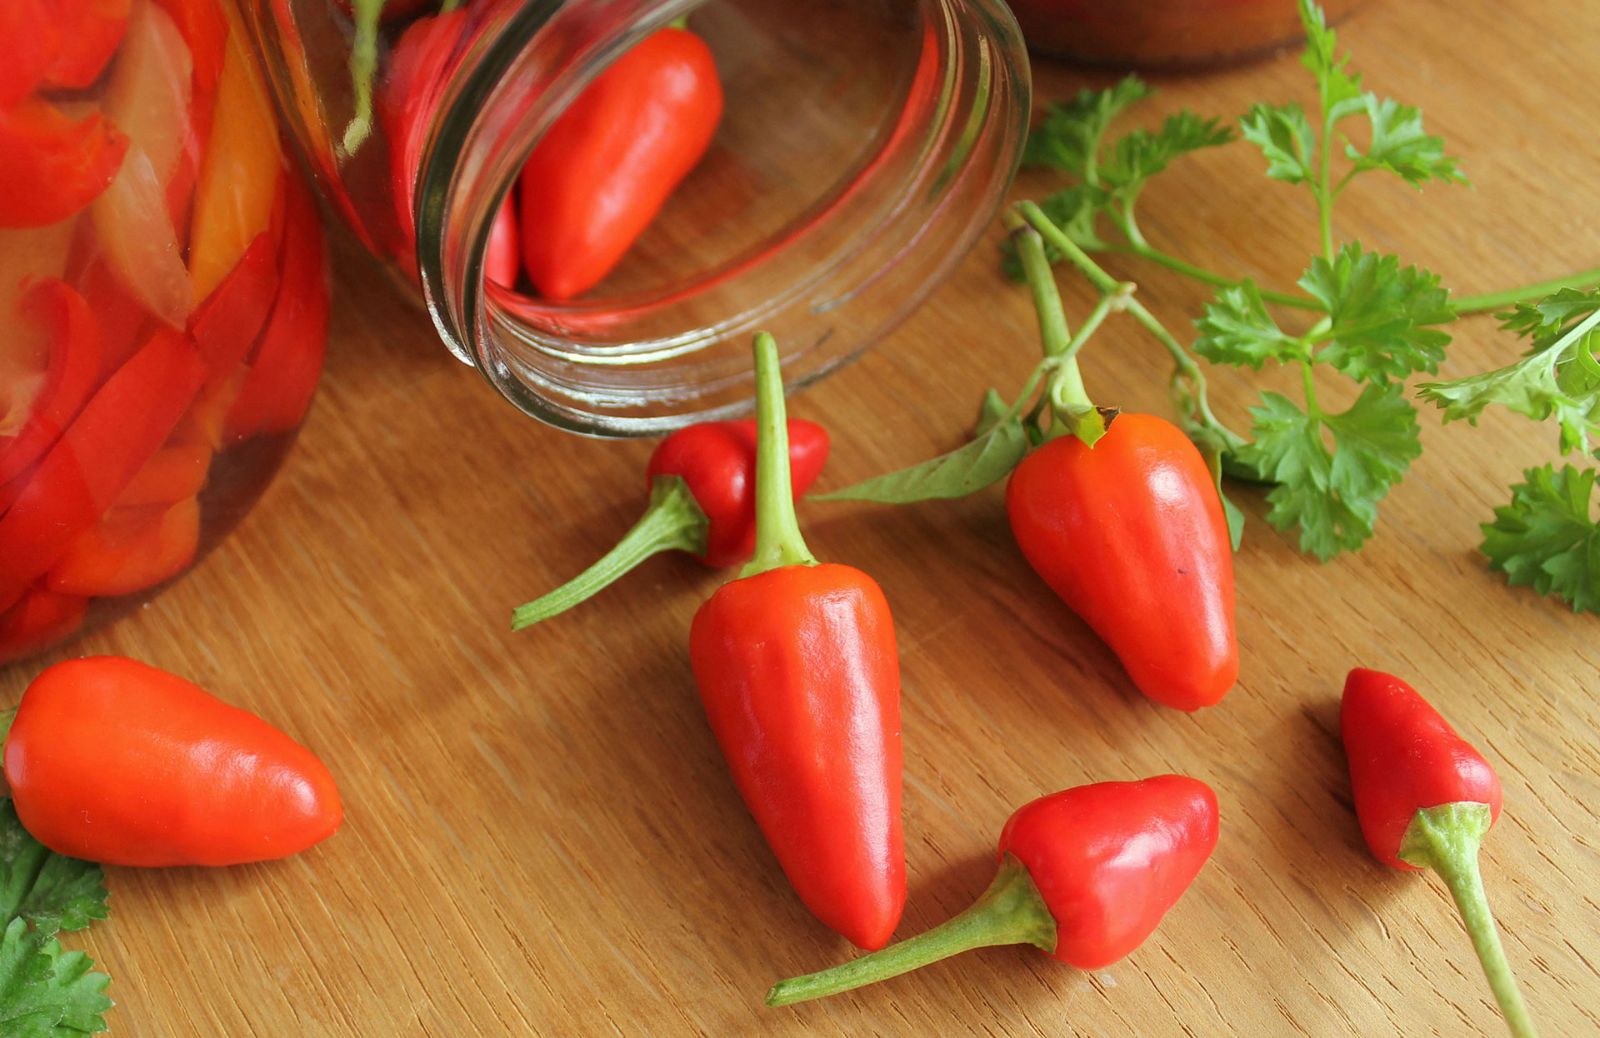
(0, 0, 330, 664)
(249, 0, 1030, 434)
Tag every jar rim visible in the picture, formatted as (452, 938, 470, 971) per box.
(417, 0, 1030, 437)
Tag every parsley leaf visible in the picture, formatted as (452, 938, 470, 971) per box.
(0, 920, 111, 1038)
(1195, 282, 1303, 368)
(1347, 95, 1465, 187)
(1418, 288, 1600, 456)
(1236, 384, 1421, 559)
(1481, 465, 1599, 613)
(1101, 111, 1235, 193)
(1297, 0, 1364, 118)
(0, 803, 107, 939)
(1240, 103, 1316, 185)
(1300, 244, 1455, 382)
(1023, 76, 1153, 177)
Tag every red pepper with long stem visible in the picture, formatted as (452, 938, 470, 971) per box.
(766, 775, 1219, 1005)
(2, 656, 343, 867)
(1341, 668, 1538, 1038)
(1005, 209, 1238, 710)
(511, 416, 828, 628)
(517, 26, 723, 300)
(689, 333, 902, 951)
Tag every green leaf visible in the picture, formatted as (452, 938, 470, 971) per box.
(974, 388, 1009, 438)
(1481, 465, 1599, 613)
(1419, 299, 1600, 456)
(1198, 437, 1246, 551)
(0, 920, 111, 1038)
(0, 804, 106, 939)
(1240, 102, 1316, 185)
(1101, 111, 1235, 191)
(1237, 384, 1420, 559)
(1194, 281, 1304, 368)
(1297, 0, 1363, 116)
(1022, 76, 1153, 177)
(1300, 244, 1455, 382)
(813, 419, 1030, 504)
(1500, 286, 1600, 338)
(1347, 95, 1465, 187)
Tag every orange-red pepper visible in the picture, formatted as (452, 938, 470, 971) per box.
(3, 656, 342, 866)
(767, 776, 1220, 1005)
(0, 97, 130, 229)
(688, 334, 903, 950)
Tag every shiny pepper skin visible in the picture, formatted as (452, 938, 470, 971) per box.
(690, 563, 905, 950)
(647, 419, 829, 567)
(1005, 413, 1238, 710)
(1000, 776, 1220, 969)
(1341, 668, 1504, 870)
(3, 657, 343, 866)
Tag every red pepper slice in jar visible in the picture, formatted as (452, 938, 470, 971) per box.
(46, 495, 201, 597)
(0, 98, 130, 229)
(190, 172, 288, 387)
(0, 588, 89, 666)
(115, 444, 211, 508)
(0, 280, 104, 487)
(44, 0, 134, 90)
(0, 0, 61, 110)
(0, 327, 203, 612)
(223, 172, 328, 441)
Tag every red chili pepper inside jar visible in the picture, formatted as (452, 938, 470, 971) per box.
(0, 0, 330, 663)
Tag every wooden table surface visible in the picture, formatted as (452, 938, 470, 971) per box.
(6, 1, 1600, 1034)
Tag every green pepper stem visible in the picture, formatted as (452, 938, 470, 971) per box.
(1399, 802, 1539, 1038)
(741, 334, 817, 578)
(766, 854, 1056, 1007)
(511, 476, 708, 630)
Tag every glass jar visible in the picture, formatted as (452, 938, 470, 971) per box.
(1009, 0, 1363, 68)
(0, 0, 329, 663)
(248, 0, 1030, 434)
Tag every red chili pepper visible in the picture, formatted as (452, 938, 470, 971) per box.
(0, 327, 202, 612)
(0, 588, 88, 666)
(0, 280, 104, 486)
(43, 0, 133, 90)
(2, 656, 343, 866)
(223, 170, 328, 441)
(766, 775, 1219, 1005)
(1006, 413, 1239, 710)
(510, 417, 829, 628)
(687, 333, 902, 951)
(45, 495, 200, 597)
(517, 27, 723, 300)
(1341, 668, 1537, 1037)
(0, 97, 130, 229)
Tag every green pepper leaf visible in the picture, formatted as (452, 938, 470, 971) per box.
(0, 920, 111, 1037)
(1481, 465, 1600, 614)
(0, 804, 106, 939)
(1300, 244, 1455, 383)
(813, 419, 1030, 504)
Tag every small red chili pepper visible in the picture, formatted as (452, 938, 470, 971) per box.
(0, 97, 130, 229)
(0, 280, 104, 487)
(1341, 668, 1537, 1038)
(2, 656, 343, 866)
(510, 417, 828, 628)
(1001, 211, 1238, 711)
(766, 775, 1219, 1005)
(517, 27, 723, 300)
(688, 333, 902, 951)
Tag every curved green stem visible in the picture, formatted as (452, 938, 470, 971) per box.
(1116, 242, 1321, 311)
(741, 334, 817, 578)
(765, 855, 1056, 1007)
(1455, 267, 1600, 315)
(1005, 212, 1073, 359)
(1008, 210, 1105, 445)
(511, 477, 707, 629)
(1399, 803, 1539, 1038)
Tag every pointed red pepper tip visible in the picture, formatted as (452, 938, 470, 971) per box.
(1339, 668, 1503, 871)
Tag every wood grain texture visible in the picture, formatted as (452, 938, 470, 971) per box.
(5, 1, 1600, 1034)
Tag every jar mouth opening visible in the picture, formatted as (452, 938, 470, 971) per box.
(418, 0, 1028, 436)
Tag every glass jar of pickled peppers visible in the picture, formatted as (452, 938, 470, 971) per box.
(1, 0, 1028, 661)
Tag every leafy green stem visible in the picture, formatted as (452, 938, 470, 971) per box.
(1114, 239, 1321, 311)
(1455, 267, 1600, 315)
